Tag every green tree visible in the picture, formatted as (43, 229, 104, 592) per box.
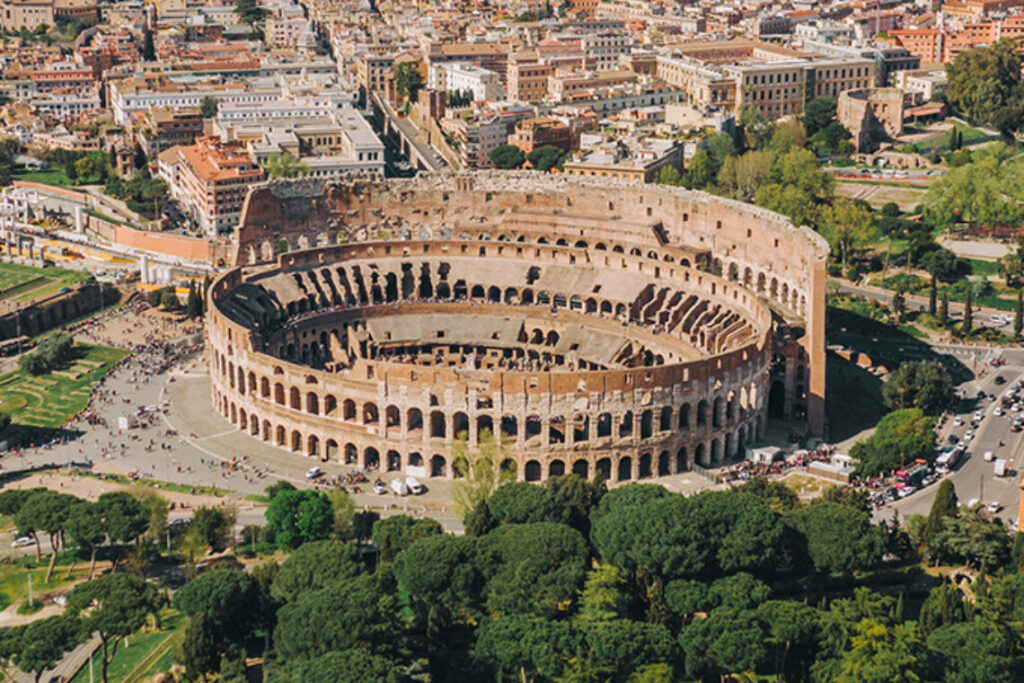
(683, 148, 716, 189)
(849, 408, 936, 476)
(395, 61, 425, 103)
(200, 96, 219, 118)
(578, 564, 629, 622)
(393, 533, 479, 635)
(526, 145, 566, 172)
(273, 573, 399, 661)
(577, 619, 679, 681)
(818, 197, 879, 270)
(325, 487, 355, 540)
(191, 505, 235, 553)
(488, 144, 525, 170)
(235, 0, 267, 24)
(270, 539, 364, 603)
(680, 607, 766, 678)
(944, 39, 1022, 122)
(757, 600, 818, 678)
(17, 489, 74, 582)
(289, 649, 402, 683)
(186, 282, 202, 319)
(475, 522, 587, 616)
(932, 512, 1011, 568)
(963, 288, 973, 333)
(65, 500, 106, 580)
(924, 479, 958, 556)
(918, 581, 967, 637)
(173, 569, 255, 640)
(926, 617, 1023, 683)
(836, 619, 924, 683)
(180, 611, 221, 679)
(371, 515, 442, 562)
(654, 165, 682, 186)
(804, 96, 838, 135)
(787, 502, 884, 573)
(940, 290, 949, 324)
(265, 489, 333, 549)
(474, 615, 574, 681)
(263, 152, 311, 179)
(67, 573, 163, 683)
(265, 480, 296, 500)
(882, 361, 954, 416)
(929, 273, 937, 315)
(10, 615, 82, 683)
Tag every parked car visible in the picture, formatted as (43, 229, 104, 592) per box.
(305, 466, 323, 480)
(988, 501, 1003, 514)
(406, 477, 425, 495)
(10, 536, 32, 548)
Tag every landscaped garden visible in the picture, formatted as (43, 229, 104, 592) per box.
(0, 342, 129, 431)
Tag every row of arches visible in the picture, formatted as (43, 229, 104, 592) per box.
(217, 390, 759, 481)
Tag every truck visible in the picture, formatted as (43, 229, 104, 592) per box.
(936, 448, 963, 474)
(994, 459, 1008, 477)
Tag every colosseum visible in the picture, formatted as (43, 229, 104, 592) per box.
(205, 172, 828, 483)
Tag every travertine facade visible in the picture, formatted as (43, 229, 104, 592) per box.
(207, 172, 828, 482)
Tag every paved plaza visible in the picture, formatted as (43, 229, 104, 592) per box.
(1, 308, 720, 535)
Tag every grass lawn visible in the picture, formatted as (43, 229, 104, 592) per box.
(0, 261, 88, 305)
(969, 258, 1001, 278)
(12, 168, 77, 188)
(910, 125, 992, 154)
(0, 555, 94, 611)
(0, 343, 129, 431)
(70, 610, 185, 683)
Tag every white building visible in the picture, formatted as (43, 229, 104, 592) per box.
(444, 64, 503, 102)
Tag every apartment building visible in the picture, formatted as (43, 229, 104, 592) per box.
(162, 136, 265, 236)
(442, 64, 503, 102)
(507, 57, 554, 102)
(136, 108, 204, 160)
(655, 39, 875, 118)
(563, 134, 683, 183)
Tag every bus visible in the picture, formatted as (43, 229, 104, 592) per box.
(936, 448, 963, 474)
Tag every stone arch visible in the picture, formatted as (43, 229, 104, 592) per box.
(573, 459, 589, 478)
(525, 460, 542, 481)
(385, 405, 400, 428)
(638, 453, 652, 478)
(362, 402, 379, 424)
(386, 450, 401, 471)
(549, 459, 565, 477)
(658, 451, 670, 476)
(617, 457, 632, 482)
(343, 399, 356, 420)
(430, 454, 446, 477)
(364, 447, 380, 469)
(596, 457, 612, 480)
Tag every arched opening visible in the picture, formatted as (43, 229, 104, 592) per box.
(289, 387, 301, 410)
(696, 443, 708, 467)
(679, 404, 690, 432)
(363, 402, 379, 424)
(385, 405, 400, 428)
(640, 410, 653, 439)
(573, 459, 589, 478)
(430, 455, 446, 477)
(638, 453, 652, 479)
(617, 457, 632, 482)
(430, 410, 446, 438)
(326, 439, 339, 461)
(658, 451, 670, 476)
(573, 414, 589, 442)
(549, 460, 565, 477)
(768, 380, 786, 418)
(387, 450, 401, 471)
(290, 430, 302, 452)
(407, 408, 423, 433)
(453, 412, 469, 438)
(597, 413, 612, 438)
(308, 435, 320, 458)
(306, 393, 319, 415)
(619, 412, 633, 437)
(343, 399, 356, 420)
(275, 426, 286, 446)
(697, 400, 709, 429)
(274, 383, 285, 405)
(365, 447, 380, 469)
(344, 443, 358, 464)
(659, 406, 672, 432)
(526, 415, 542, 440)
(477, 415, 494, 439)
(713, 397, 723, 428)
(501, 415, 517, 441)
(525, 460, 541, 481)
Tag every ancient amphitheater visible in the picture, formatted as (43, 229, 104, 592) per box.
(206, 172, 828, 483)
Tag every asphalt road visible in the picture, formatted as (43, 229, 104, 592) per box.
(834, 281, 1014, 332)
(877, 352, 1024, 527)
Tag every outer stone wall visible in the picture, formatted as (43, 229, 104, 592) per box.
(209, 172, 828, 481)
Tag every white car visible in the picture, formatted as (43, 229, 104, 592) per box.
(10, 536, 32, 548)
(954, 417, 964, 426)
(984, 451, 995, 462)
(304, 466, 323, 480)
(987, 501, 1002, 514)
(373, 482, 387, 495)
(994, 407, 1003, 416)
(974, 412, 983, 421)
(898, 486, 917, 498)
(964, 430, 974, 440)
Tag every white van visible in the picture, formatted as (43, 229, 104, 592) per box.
(406, 477, 425, 495)
(390, 478, 409, 496)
